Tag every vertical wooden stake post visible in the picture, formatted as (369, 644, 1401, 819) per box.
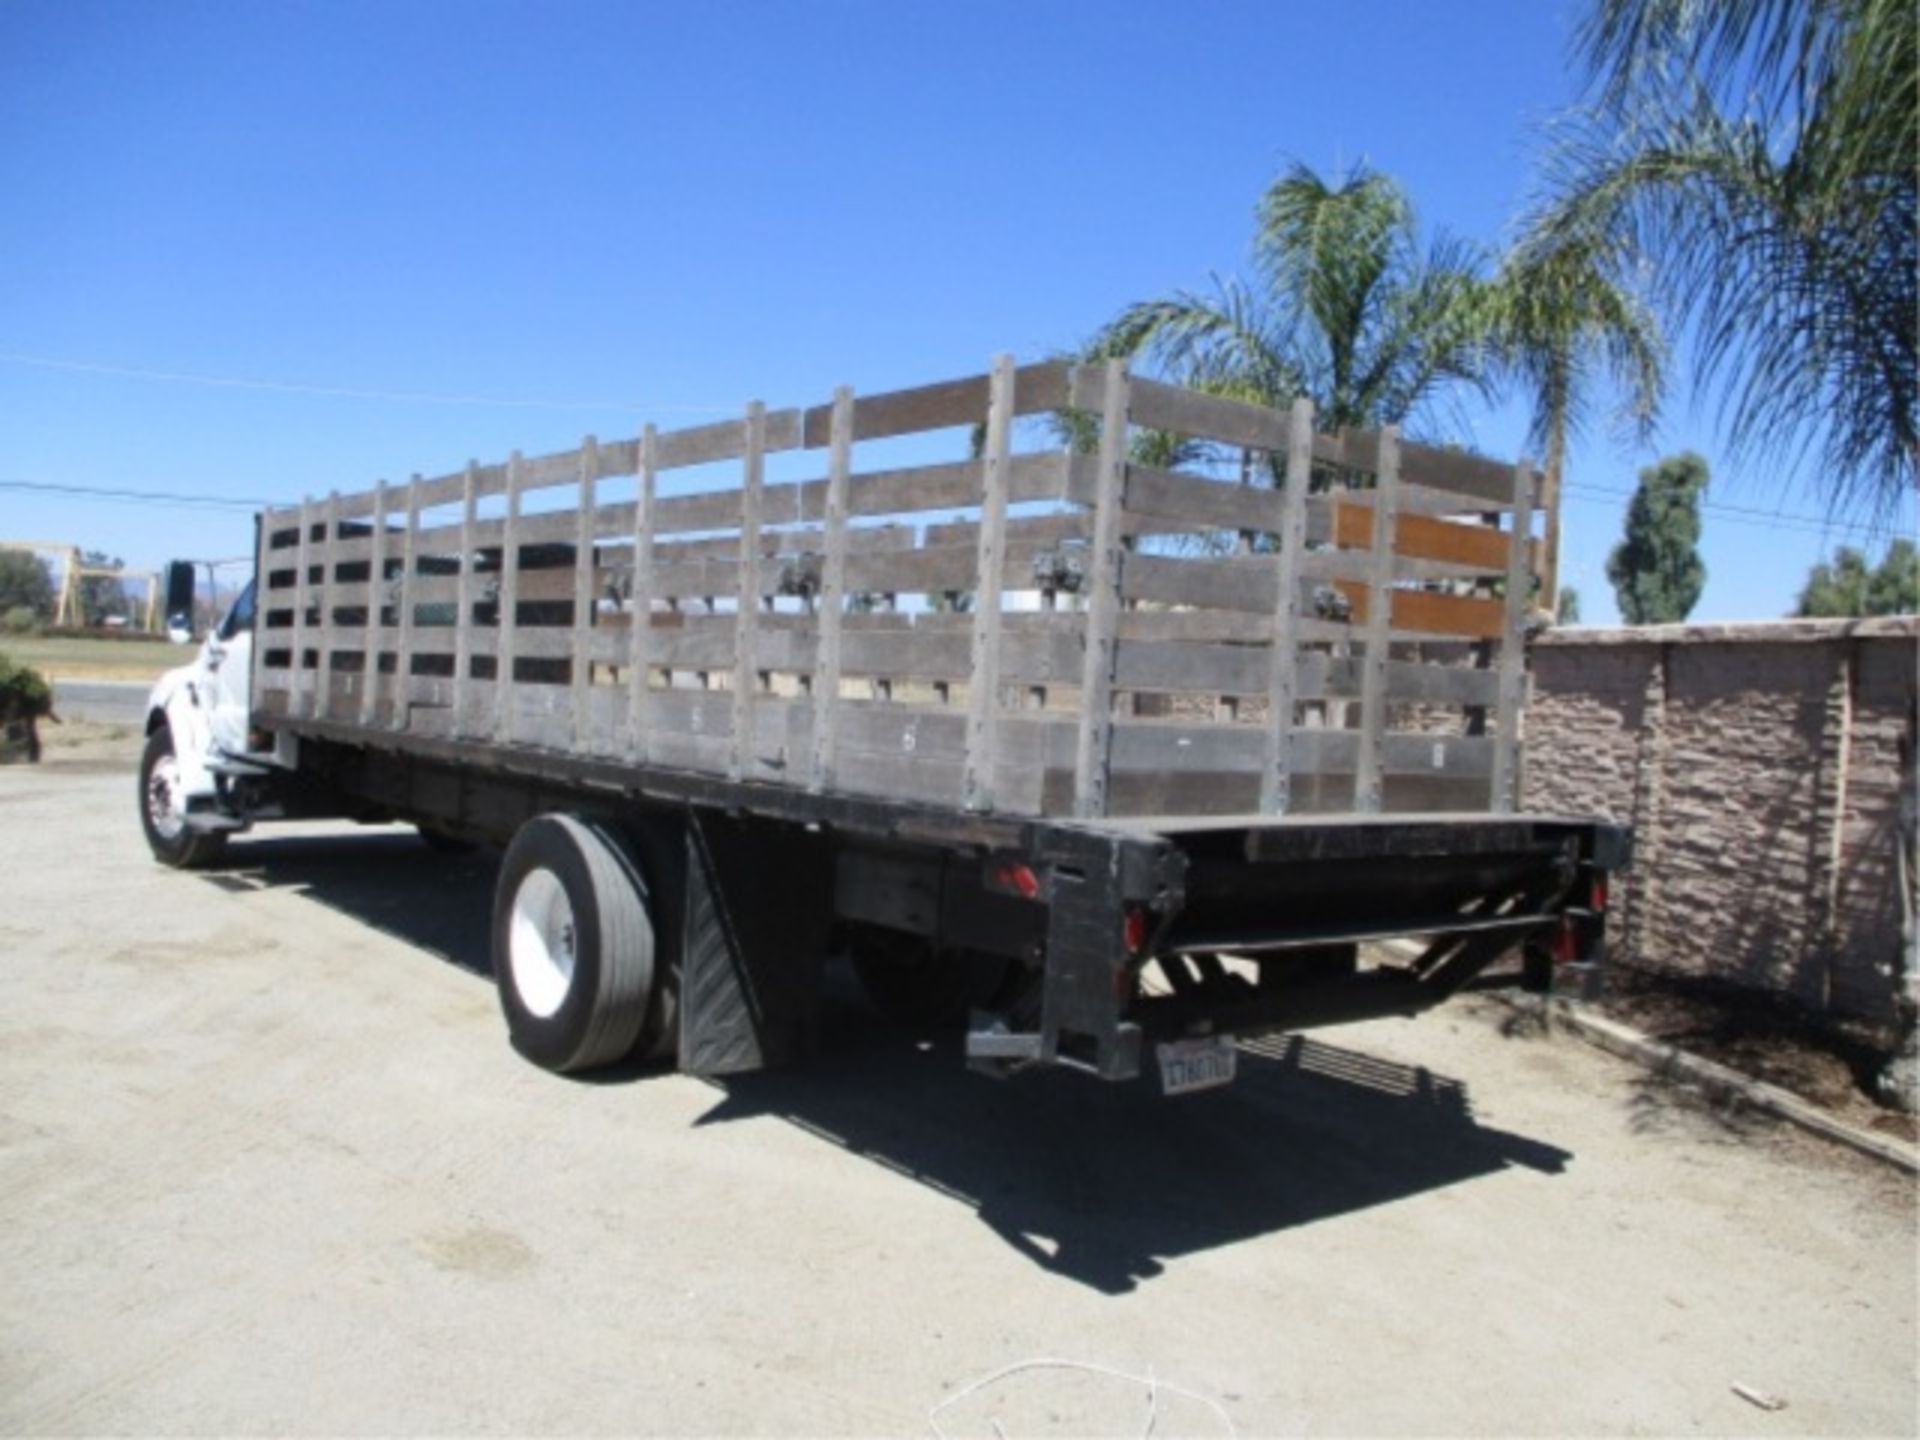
(1352, 426, 1401, 813)
(809, 389, 853, 791)
(962, 354, 1015, 812)
(1259, 397, 1314, 813)
(1073, 358, 1131, 819)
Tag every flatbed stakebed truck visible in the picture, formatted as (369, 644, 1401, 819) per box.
(139, 355, 1627, 1094)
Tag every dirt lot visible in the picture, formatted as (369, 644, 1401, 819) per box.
(2, 733, 1915, 1436)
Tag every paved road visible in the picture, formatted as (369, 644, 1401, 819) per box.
(1, 743, 1914, 1435)
(51, 679, 149, 726)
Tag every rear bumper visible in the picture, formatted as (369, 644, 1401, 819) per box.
(971, 813, 1629, 1082)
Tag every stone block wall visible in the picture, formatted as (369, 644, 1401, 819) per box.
(1525, 619, 1917, 1025)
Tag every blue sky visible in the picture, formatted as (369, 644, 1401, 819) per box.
(2, 0, 1909, 620)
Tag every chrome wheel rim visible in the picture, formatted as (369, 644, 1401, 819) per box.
(146, 754, 186, 841)
(508, 869, 577, 1019)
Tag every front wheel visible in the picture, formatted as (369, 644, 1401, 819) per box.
(492, 814, 672, 1073)
(138, 725, 228, 869)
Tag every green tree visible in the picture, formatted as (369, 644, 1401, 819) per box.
(1523, 0, 1916, 520)
(1556, 586, 1583, 624)
(0, 552, 54, 618)
(1794, 539, 1919, 616)
(1606, 452, 1708, 623)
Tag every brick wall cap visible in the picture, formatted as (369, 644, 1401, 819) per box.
(1537, 616, 1918, 647)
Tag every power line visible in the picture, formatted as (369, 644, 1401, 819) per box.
(0, 350, 738, 415)
(1562, 481, 1905, 540)
(0, 478, 269, 509)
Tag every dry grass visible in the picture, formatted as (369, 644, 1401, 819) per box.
(0, 634, 186, 681)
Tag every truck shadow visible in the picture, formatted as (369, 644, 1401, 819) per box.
(204, 832, 1573, 1296)
(700, 972, 1572, 1295)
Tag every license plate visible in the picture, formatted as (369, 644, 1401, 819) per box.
(1156, 1035, 1237, 1096)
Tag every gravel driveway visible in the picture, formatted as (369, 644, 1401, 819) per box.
(2, 742, 1913, 1435)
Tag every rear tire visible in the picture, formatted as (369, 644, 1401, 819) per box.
(493, 813, 664, 1073)
(138, 725, 228, 870)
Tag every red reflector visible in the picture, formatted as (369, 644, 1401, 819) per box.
(1551, 919, 1580, 964)
(995, 862, 1042, 900)
(1589, 873, 1609, 911)
(1123, 907, 1150, 955)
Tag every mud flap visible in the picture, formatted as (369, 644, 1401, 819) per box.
(677, 811, 832, 1076)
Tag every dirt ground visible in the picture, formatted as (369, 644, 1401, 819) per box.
(2, 731, 1915, 1436)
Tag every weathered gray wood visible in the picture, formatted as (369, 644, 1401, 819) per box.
(962, 354, 1016, 812)
(289, 498, 314, 716)
(1073, 359, 1131, 818)
(627, 425, 659, 763)
(809, 387, 854, 791)
(1123, 463, 1285, 533)
(651, 408, 801, 471)
(1316, 430, 1540, 510)
(1260, 397, 1314, 812)
(729, 402, 766, 782)
(798, 360, 1069, 447)
(1490, 456, 1534, 811)
(390, 475, 422, 731)
(359, 480, 389, 727)
(493, 451, 524, 744)
(1352, 425, 1403, 812)
(450, 462, 479, 735)
(1126, 376, 1290, 452)
(569, 437, 599, 750)
(317, 492, 341, 720)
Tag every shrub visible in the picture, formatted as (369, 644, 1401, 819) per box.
(2, 605, 40, 636)
(0, 652, 53, 723)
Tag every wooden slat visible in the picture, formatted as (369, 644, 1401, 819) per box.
(1074, 359, 1131, 818)
(810, 387, 853, 791)
(1332, 500, 1512, 572)
(1126, 376, 1289, 451)
(1316, 430, 1540, 509)
(493, 452, 524, 744)
(962, 355, 1014, 812)
(1352, 426, 1401, 813)
(798, 359, 1070, 447)
(627, 426, 659, 763)
(1261, 397, 1313, 812)
(1123, 463, 1285, 533)
(729, 403, 765, 782)
(650, 407, 801, 470)
(1490, 456, 1534, 811)
(570, 437, 598, 750)
(1330, 584, 1509, 640)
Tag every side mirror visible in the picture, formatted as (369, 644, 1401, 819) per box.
(164, 561, 196, 639)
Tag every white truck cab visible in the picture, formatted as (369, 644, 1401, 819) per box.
(139, 579, 267, 866)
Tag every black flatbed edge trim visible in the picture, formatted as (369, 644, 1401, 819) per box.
(264, 716, 1630, 867)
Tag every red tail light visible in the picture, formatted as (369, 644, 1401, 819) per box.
(1123, 907, 1150, 955)
(1589, 873, 1609, 912)
(994, 862, 1042, 900)
(1551, 918, 1580, 964)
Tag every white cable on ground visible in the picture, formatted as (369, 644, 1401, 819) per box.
(928, 1356, 1237, 1440)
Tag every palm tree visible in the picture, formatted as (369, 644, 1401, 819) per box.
(1088, 162, 1489, 441)
(1523, 0, 1916, 521)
